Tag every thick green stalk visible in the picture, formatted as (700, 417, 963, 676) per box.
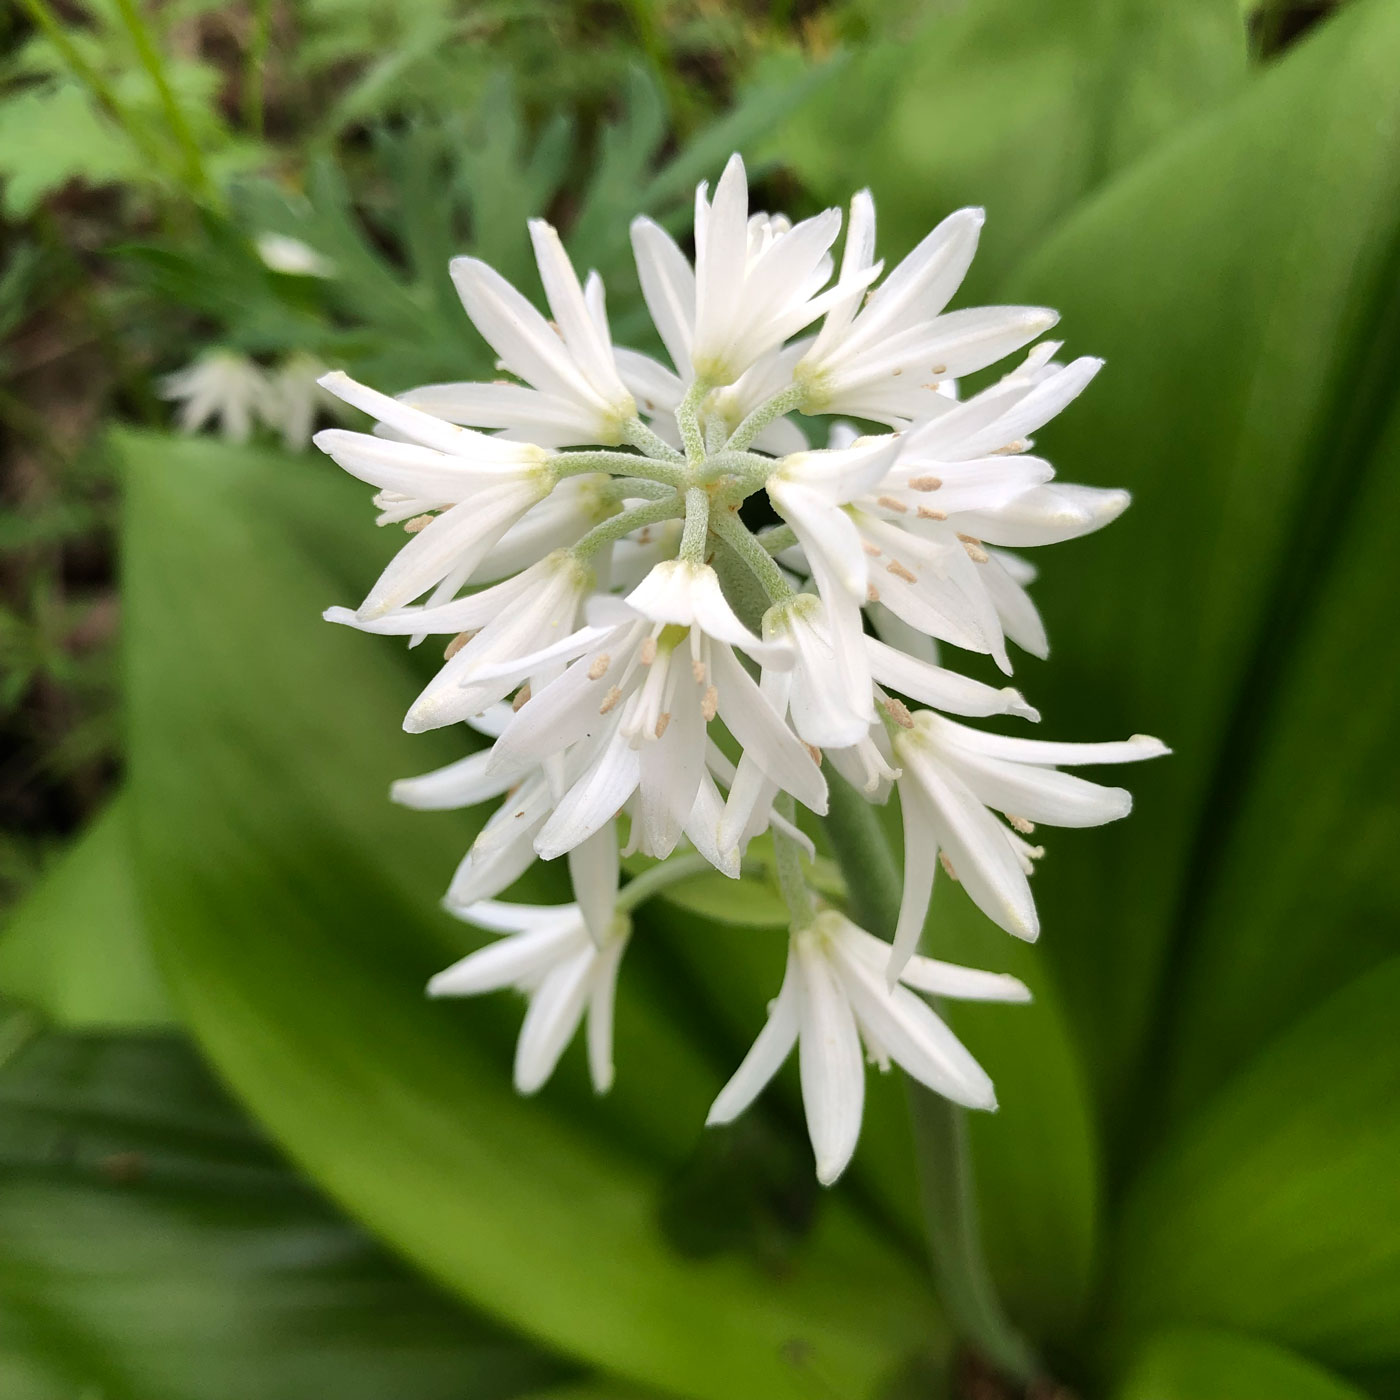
(821, 768, 1038, 1384)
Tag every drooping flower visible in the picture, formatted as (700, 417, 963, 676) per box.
(430, 890, 629, 1094)
(708, 910, 1030, 1184)
(160, 350, 270, 444)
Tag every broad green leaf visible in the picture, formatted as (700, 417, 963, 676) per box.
(119, 431, 944, 1400)
(0, 1029, 566, 1400)
(1165, 383, 1400, 1112)
(0, 796, 175, 1029)
(993, 0, 1400, 1145)
(1112, 1327, 1371, 1400)
(1111, 958, 1400, 1369)
(768, 0, 1246, 281)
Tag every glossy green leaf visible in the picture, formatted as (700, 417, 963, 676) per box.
(119, 431, 943, 1400)
(0, 1029, 566, 1400)
(0, 796, 175, 1030)
(1110, 958, 1400, 1370)
(993, 0, 1400, 1147)
(1112, 1328, 1370, 1400)
(770, 0, 1245, 281)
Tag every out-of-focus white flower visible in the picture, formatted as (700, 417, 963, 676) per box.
(708, 910, 1030, 1184)
(265, 353, 341, 450)
(255, 233, 336, 278)
(430, 891, 629, 1094)
(160, 350, 270, 443)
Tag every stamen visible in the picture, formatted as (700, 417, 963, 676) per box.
(805, 743, 822, 764)
(877, 495, 908, 514)
(867, 583, 881, 602)
(958, 534, 989, 564)
(939, 852, 959, 881)
(908, 475, 942, 491)
(641, 636, 658, 665)
(654, 712, 672, 738)
(587, 653, 611, 680)
(883, 696, 915, 729)
(701, 685, 718, 721)
(599, 685, 623, 714)
(403, 514, 435, 533)
(862, 540, 882, 557)
(512, 684, 531, 712)
(1006, 814, 1036, 835)
(444, 630, 476, 660)
(917, 505, 948, 520)
(887, 559, 918, 583)
(692, 657, 707, 683)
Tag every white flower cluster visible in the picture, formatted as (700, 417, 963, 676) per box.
(160, 350, 339, 450)
(316, 155, 1166, 1184)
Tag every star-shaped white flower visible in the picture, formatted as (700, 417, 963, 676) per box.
(708, 910, 1030, 1184)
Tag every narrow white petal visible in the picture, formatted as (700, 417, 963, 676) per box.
(568, 818, 620, 947)
(535, 727, 642, 859)
(390, 749, 521, 810)
(707, 954, 801, 1124)
(890, 781, 938, 986)
(513, 948, 595, 1093)
(585, 933, 628, 1093)
(795, 934, 865, 1185)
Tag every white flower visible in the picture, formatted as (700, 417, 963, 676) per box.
(265, 353, 342, 450)
(255, 232, 336, 278)
(890, 713, 1169, 977)
(314, 372, 556, 616)
(324, 550, 593, 731)
(400, 221, 635, 447)
(708, 910, 1030, 1184)
(796, 193, 1057, 425)
(160, 351, 270, 443)
(632, 154, 879, 387)
(429, 893, 629, 1094)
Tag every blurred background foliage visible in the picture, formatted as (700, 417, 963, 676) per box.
(1, 0, 1396, 1398)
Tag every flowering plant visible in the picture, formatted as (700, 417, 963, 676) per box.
(314, 154, 1165, 1188)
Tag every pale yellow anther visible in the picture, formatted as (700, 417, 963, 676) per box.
(917, 505, 948, 520)
(654, 712, 672, 738)
(587, 654, 611, 681)
(512, 684, 531, 712)
(701, 685, 718, 721)
(908, 475, 943, 492)
(444, 630, 476, 660)
(887, 559, 918, 583)
(691, 657, 707, 684)
(883, 696, 915, 729)
(805, 743, 823, 765)
(1006, 814, 1036, 835)
(958, 534, 989, 564)
(939, 852, 959, 881)
(404, 514, 434, 533)
(641, 637, 657, 665)
(862, 540, 882, 557)
(599, 685, 623, 714)
(877, 495, 908, 514)
(867, 583, 881, 603)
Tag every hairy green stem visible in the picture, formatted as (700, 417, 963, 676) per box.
(757, 523, 798, 554)
(709, 509, 794, 605)
(572, 495, 683, 561)
(725, 382, 807, 454)
(676, 379, 710, 465)
(771, 795, 817, 930)
(821, 768, 1038, 1384)
(615, 853, 714, 913)
(555, 450, 686, 487)
(622, 417, 684, 462)
(680, 486, 711, 563)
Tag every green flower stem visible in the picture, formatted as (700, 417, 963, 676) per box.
(15, 0, 168, 175)
(572, 495, 683, 561)
(709, 509, 794, 604)
(607, 477, 675, 502)
(243, 0, 272, 137)
(772, 795, 817, 930)
(696, 450, 774, 486)
(680, 486, 710, 563)
(111, 0, 215, 201)
(615, 853, 715, 913)
(676, 379, 710, 465)
(621, 417, 684, 462)
(821, 767, 1038, 1385)
(725, 382, 807, 454)
(555, 450, 687, 488)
